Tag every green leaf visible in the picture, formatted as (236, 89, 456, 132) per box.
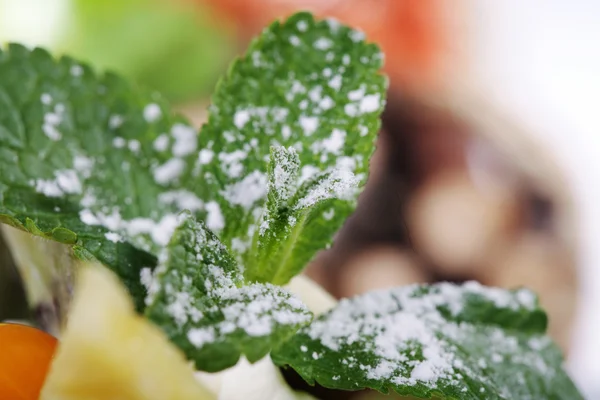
(247, 145, 359, 284)
(271, 282, 583, 399)
(144, 213, 313, 372)
(0, 12, 386, 313)
(192, 12, 387, 283)
(0, 43, 204, 308)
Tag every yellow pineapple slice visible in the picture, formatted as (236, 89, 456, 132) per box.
(40, 264, 215, 400)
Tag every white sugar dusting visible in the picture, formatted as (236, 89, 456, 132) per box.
(319, 96, 334, 110)
(296, 168, 358, 209)
(218, 150, 247, 178)
(328, 75, 342, 91)
(198, 149, 214, 165)
(296, 20, 308, 32)
(205, 201, 225, 231)
(153, 158, 185, 185)
(42, 102, 65, 141)
(34, 169, 82, 197)
(349, 29, 366, 42)
(188, 329, 216, 348)
(300, 165, 320, 183)
(314, 37, 333, 50)
(301, 282, 547, 393)
(259, 146, 300, 235)
(109, 114, 124, 129)
(299, 116, 319, 136)
(231, 237, 250, 254)
(112, 137, 126, 148)
(234, 110, 251, 129)
(348, 85, 366, 101)
(153, 134, 169, 152)
(326, 18, 341, 32)
(359, 94, 381, 113)
(281, 125, 292, 140)
(105, 232, 123, 243)
(221, 171, 268, 210)
(269, 146, 299, 204)
(171, 124, 197, 157)
(128, 139, 141, 153)
(34, 179, 63, 197)
(311, 128, 346, 157)
(144, 103, 162, 123)
(158, 190, 204, 212)
(70, 65, 83, 77)
(73, 155, 94, 178)
(40, 93, 52, 105)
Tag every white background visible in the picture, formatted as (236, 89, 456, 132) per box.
(469, 1, 600, 397)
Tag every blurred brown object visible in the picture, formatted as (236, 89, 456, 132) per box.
(480, 233, 577, 352)
(199, 0, 456, 93)
(337, 247, 428, 298)
(406, 170, 519, 276)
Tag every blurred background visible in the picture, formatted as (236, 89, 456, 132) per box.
(0, 0, 598, 398)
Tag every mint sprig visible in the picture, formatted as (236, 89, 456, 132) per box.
(247, 145, 358, 284)
(193, 12, 387, 283)
(271, 283, 583, 399)
(144, 213, 312, 372)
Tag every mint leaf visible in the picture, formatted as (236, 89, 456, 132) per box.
(145, 213, 312, 372)
(192, 12, 387, 283)
(272, 282, 583, 399)
(248, 145, 358, 284)
(0, 44, 205, 307)
(0, 12, 386, 312)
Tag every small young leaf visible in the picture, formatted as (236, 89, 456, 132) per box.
(144, 214, 312, 372)
(193, 12, 387, 283)
(247, 145, 359, 284)
(271, 282, 583, 399)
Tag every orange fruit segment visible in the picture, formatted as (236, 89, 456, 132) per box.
(0, 323, 58, 400)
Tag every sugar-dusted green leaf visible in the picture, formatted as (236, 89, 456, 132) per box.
(247, 145, 359, 284)
(272, 282, 583, 399)
(0, 43, 213, 307)
(144, 213, 312, 372)
(0, 11, 386, 310)
(191, 12, 387, 283)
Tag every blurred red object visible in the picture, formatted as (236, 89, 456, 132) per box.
(199, 0, 452, 92)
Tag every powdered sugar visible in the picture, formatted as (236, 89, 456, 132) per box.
(34, 169, 82, 197)
(153, 158, 185, 185)
(299, 116, 319, 136)
(234, 110, 251, 129)
(221, 171, 268, 210)
(144, 103, 162, 123)
(286, 282, 551, 395)
(205, 201, 225, 232)
(295, 167, 358, 209)
(42, 102, 65, 141)
(171, 124, 197, 157)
